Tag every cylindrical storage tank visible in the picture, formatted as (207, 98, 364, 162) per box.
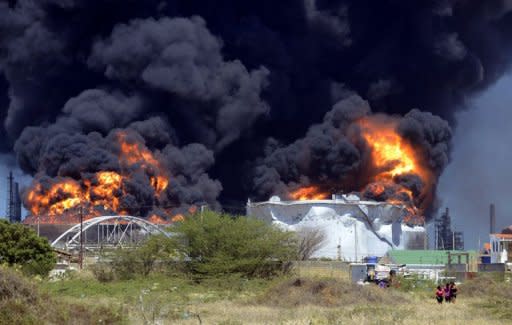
(366, 256, 379, 264)
(481, 256, 491, 264)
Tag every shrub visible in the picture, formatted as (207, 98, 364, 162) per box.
(0, 267, 125, 324)
(394, 275, 437, 294)
(0, 220, 56, 276)
(90, 262, 115, 282)
(173, 210, 297, 278)
(93, 234, 176, 281)
(296, 226, 327, 260)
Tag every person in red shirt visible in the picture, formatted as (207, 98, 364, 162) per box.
(435, 286, 444, 304)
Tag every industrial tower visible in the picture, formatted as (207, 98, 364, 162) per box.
(6, 171, 22, 223)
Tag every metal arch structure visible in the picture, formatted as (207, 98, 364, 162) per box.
(51, 215, 170, 250)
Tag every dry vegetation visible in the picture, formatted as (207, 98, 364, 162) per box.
(0, 267, 124, 325)
(168, 273, 511, 325)
(9, 264, 512, 325)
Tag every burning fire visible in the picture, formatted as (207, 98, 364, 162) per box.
(147, 214, 168, 224)
(286, 116, 432, 222)
(290, 186, 328, 201)
(358, 118, 429, 182)
(117, 132, 169, 195)
(171, 214, 185, 222)
(26, 180, 83, 216)
(358, 117, 432, 220)
(24, 131, 173, 224)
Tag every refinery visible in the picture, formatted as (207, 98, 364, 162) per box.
(2, 1, 512, 323)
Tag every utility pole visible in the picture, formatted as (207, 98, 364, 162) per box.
(354, 222, 358, 262)
(423, 219, 427, 250)
(452, 228, 455, 251)
(435, 220, 438, 250)
(79, 205, 84, 270)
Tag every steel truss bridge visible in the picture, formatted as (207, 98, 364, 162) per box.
(51, 215, 170, 251)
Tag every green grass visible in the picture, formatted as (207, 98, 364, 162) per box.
(42, 271, 274, 306)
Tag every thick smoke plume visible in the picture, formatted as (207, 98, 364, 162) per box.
(1, 1, 512, 218)
(252, 95, 451, 218)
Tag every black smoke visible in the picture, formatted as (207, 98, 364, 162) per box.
(2, 1, 512, 214)
(252, 94, 452, 216)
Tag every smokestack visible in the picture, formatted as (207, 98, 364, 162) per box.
(490, 203, 496, 234)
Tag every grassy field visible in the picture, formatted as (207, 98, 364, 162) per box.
(31, 265, 512, 325)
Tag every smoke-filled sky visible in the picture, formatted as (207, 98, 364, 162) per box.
(438, 73, 512, 249)
(2, 1, 512, 221)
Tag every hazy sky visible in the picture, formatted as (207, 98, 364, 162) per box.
(438, 73, 512, 249)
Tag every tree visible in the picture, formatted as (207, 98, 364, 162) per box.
(296, 226, 327, 260)
(173, 210, 297, 278)
(0, 220, 56, 276)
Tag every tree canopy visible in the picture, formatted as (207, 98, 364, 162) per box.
(0, 220, 56, 276)
(173, 210, 297, 278)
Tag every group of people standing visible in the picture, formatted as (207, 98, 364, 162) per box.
(435, 282, 458, 304)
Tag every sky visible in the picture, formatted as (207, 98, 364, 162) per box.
(438, 72, 512, 249)
(0, 154, 29, 219)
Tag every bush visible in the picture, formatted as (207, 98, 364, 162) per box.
(93, 234, 176, 281)
(296, 226, 327, 260)
(0, 220, 56, 276)
(394, 275, 437, 294)
(90, 262, 115, 282)
(0, 266, 39, 304)
(0, 267, 125, 324)
(173, 210, 297, 278)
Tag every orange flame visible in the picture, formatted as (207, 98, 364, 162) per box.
(148, 214, 168, 224)
(26, 179, 83, 217)
(171, 214, 185, 222)
(118, 131, 169, 195)
(25, 131, 172, 223)
(358, 118, 428, 182)
(290, 186, 328, 200)
(118, 132, 160, 168)
(358, 117, 432, 221)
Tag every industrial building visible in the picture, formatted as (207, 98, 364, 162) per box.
(434, 208, 464, 251)
(489, 233, 512, 263)
(247, 194, 426, 261)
